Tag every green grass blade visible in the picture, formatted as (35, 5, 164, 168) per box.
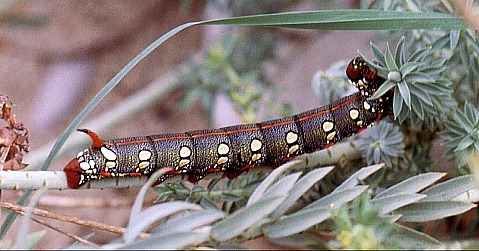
(201, 10, 466, 30)
(13, 188, 47, 249)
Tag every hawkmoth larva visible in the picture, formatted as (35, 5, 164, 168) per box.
(64, 56, 392, 189)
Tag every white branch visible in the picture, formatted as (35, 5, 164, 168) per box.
(0, 170, 148, 190)
(0, 139, 364, 190)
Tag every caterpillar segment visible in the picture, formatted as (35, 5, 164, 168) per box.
(64, 56, 391, 189)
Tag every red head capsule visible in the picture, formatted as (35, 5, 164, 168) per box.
(346, 57, 378, 83)
(346, 57, 362, 81)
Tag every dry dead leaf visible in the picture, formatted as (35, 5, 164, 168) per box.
(0, 94, 29, 170)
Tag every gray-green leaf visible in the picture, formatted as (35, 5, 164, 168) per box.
(211, 195, 286, 241)
(372, 194, 426, 215)
(394, 201, 476, 222)
(388, 224, 441, 249)
(263, 207, 331, 238)
(421, 175, 475, 202)
(272, 166, 334, 217)
(334, 164, 383, 192)
(375, 172, 445, 199)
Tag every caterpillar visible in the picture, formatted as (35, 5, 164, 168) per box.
(64, 57, 392, 189)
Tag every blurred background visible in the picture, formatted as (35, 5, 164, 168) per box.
(0, 0, 380, 248)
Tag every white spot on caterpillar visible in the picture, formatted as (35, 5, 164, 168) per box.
(139, 150, 152, 161)
(217, 156, 228, 165)
(327, 131, 336, 141)
(358, 79, 367, 88)
(288, 145, 299, 155)
(179, 146, 191, 158)
(286, 131, 299, 144)
(363, 101, 371, 110)
(79, 174, 85, 185)
(101, 147, 117, 161)
(251, 153, 262, 162)
(322, 121, 334, 132)
(217, 143, 230, 155)
(139, 161, 149, 169)
(105, 161, 116, 169)
(250, 138, 262, 152)
(79, 161, 90, 171)
(349, 109, 360, 120)
(179, 159, 190, 167)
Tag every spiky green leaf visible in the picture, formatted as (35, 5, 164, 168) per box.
(123, 201, 202, 243)
(372, 194, 426, 215)
(375, 173, 445, 199)
(334, 164, 383, 192)
(211, 195, 286, 241)
(247, 160, 302, 206)
(273, 166, 334, 217)
(421, 175, 475, 202)
(263, 207, 331, 238)
(395, 201, 476, 222)
(388, 224, 441, 249)
(303, 185, 369, 211)
(155, 210, 225, 235)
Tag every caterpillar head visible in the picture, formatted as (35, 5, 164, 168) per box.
(346, 57, 385, 98)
